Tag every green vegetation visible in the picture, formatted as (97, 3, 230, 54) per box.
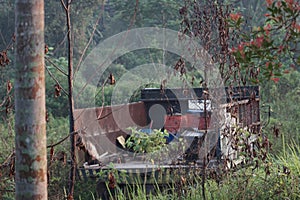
(0, 0, 299, 199)
(49, 143, 299, 200)
(261, 70, 300, 154)
(126, 128, 168, 154)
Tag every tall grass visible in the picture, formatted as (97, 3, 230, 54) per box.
(95, 143, 300, 200)
(1, 115, 299, 200)
(206, 142, 300, 200)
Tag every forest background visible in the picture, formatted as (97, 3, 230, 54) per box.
(0, 0, 299, 199)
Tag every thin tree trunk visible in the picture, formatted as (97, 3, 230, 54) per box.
(14, 0, 47, 199)
(63, 0, 76, 199)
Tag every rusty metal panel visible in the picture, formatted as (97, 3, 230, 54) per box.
(95, 102, 148, 133)
(74, 102, 148, 163)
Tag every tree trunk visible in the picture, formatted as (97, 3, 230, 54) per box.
(63, 1, 76, 199)
(14, 0, 47, 199)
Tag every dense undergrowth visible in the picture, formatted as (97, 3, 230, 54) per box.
(53, 144, 300, 200)
(89, 144, 300, 200)
(3, 132, 299, 200)
(1, 72, 300, 199)
(72, 143, 299, 200)
(1, 110, 300, 199)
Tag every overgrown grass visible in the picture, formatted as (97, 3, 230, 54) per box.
(0, 115, 14, 164)
(1, 114, 299, 200)
(92, 143, 299, 200)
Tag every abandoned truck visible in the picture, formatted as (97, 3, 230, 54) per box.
(74, 86, 260, 196)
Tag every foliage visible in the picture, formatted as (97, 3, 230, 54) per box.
(72, 180, 98, 200)
(261, 70, 300, 154)
(45, 55, 69, 117)
(103, 0, 182, 35)
(206, 159, 300, 199)
(93, 144, 300, 200)
(0, 120, 15, 200)
(125, 127, 188, 165)
(46, 115, 69, 147)
(0, 117, 14, 163)
(0, 0, 299, 199)
(47, 161, 69, 200)
(0, 1, 14, 51)
(0, 114, 72, 199)
(44, 0, 104, 58)
(126, 128, 168, 156)
(0, 35, 15, 121)
(229, 0, 300, 83)
(97, 162, 129, 185)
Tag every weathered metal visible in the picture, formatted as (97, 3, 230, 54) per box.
(74, 102, 148, 165)
(74, 86, 260, 198)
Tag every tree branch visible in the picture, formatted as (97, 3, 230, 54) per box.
(53, 31, 68, 55)
(45, 65, 69, 96)
(74, 1, 105, 76)
(47, 131, 78, 148)
(45, 56, 68, 76)
(75, 0, 139, 99)
(0, 151, 14, 168)
(60, 0, 67, 11)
